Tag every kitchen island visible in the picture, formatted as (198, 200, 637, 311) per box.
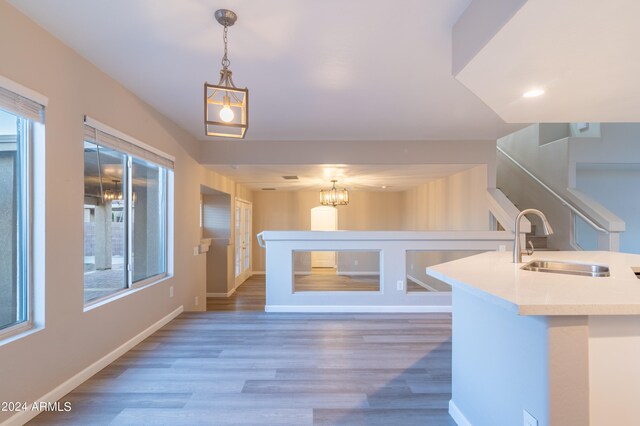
(427, 251, 640, 426)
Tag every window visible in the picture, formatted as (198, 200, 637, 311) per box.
(83, 117, 173, 305)
(0, 83, 44, 337)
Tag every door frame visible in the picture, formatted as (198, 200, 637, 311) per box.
(234, 198, 252, 286)
(310, 206, 338, 268)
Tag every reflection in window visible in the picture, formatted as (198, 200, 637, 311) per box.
(83, 135, 169, 305)
(83, 142, 127, 303)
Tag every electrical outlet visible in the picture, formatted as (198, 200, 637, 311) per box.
(523, 410, 538, 426)
(195, 296, 199, 306)
(498, 244, 506, 252)
(354, 259, 359, 266)
(169, 286, 174, 298)
(397, 280, 403, 291)
(193, 246, 200, 256)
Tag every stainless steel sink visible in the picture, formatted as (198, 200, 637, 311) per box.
(521, 260, 610, 277)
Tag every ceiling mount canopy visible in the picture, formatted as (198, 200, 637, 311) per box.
(204, 9, 248, 139)
(319, 180, 349, 207)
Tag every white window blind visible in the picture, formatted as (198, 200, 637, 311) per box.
(83, 116, 174, 170)
(0, 85, 45, 123)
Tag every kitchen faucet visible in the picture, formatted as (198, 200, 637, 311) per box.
(513, 209, 554, 263)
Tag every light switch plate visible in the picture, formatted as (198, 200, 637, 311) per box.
(397, 280, 403, 291)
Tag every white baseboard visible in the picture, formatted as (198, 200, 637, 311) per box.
(449, 400, 472, 426)
(4, 306, 184, 426)
(206, 281, 244, 298)
(336, 271, 379, 276)
(206, 292, 230, 297)
(264, 305, 452, 313)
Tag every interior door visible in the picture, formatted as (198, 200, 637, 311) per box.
(235, 199, 252, 284)
(310, 206, 338, 268)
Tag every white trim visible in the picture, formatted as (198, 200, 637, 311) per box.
(258, 230, 514, 242)
(0, 74, 48, 106)
(206, 282, 242, 298)
(207, 292, 230, 298)
(84, 116, 175, 162)
(3, 306, 183, 426)
(83, 275, 173, 312)
(264, 305, 452, 313)
(0, 321, 35, 347)
(336, 271, 379, 276)
(449, 400, 472, 426)
(406, 274, 439, 292)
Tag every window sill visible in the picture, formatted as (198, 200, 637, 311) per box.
(0, 321, 43, 347)
(83, 273, 173, 312)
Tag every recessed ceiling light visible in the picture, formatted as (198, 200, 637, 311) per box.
(381, 186, 387, 189)
(523, 89, 544, 98)
(261, 188, 276, 191)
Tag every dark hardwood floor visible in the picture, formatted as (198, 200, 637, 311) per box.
(30, 276, 454, 425)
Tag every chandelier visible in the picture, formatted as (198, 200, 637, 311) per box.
(103, 179, 123, 202)
(319, 180, 349, 206)
(204, 9, 248, 139)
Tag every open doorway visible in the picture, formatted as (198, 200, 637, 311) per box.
(310, 206, 338, 269)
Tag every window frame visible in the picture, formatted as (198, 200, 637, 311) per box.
(129, 159, 169, 289)
(83, 118, 173, 308)
(0, 113, 34, 340)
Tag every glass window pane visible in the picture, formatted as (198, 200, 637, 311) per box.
(0, 109, 25, 330)
(83, 142, 127, 303)
(132, 158, 166, 283)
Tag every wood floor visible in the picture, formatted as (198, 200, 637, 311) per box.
(31, 276, 454, 425)
(295, 272, 381, 292)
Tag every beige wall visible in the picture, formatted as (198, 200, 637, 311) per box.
(402, 165, 489, 231)
(252, 190, 405, 271)
(252, 168, 490, 271)
(0, 1, 246, 419)
(203, 193, 231, 294)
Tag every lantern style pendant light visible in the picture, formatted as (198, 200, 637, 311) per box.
(103, 179, 123, 202)
(319, 180, 349, 206)
(204, 9, 248, 139)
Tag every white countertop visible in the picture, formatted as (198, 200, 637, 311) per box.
(427, 251, 640, 316)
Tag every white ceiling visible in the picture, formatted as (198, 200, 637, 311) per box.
(206, 164, 479, 191)
(455, 0, 640, 123)
(8, 0, 522, 142)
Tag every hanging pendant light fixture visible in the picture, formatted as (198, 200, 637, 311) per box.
(103, 179, 123, 202)
(319, 180, 349, 206)
(204, 9, 249, 139)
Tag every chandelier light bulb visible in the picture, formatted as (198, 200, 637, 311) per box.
(219, 105, 234, 122)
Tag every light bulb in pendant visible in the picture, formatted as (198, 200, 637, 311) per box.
(219, 94, 234, 122)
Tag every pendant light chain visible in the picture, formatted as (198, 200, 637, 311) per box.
(221, 25, 230, 70)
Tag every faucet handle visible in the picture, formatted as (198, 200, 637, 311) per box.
(525, 240, 535, 256)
